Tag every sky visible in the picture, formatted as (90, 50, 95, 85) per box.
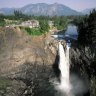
(0, 0, 96, 11)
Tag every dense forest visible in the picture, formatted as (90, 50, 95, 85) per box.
(73, 9, 96, 46)
(0, 10, 68, 35)
(72, 9, 96, 96)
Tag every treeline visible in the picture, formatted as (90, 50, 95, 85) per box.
(0, 14, 5, 26)
(74, 9, 96, 46)
(72, 10, 96, 96)
(0, 10, 68, 30)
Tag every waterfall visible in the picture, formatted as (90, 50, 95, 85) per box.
(58, 42, 73, 96)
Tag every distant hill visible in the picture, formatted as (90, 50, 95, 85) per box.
(81, 8, 96, 14)
(0, 3, 82, 16)
(0, 8, 16, 15)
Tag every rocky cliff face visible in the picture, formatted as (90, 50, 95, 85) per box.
(0, 27, 59, 96)
(0, 27, 58, 75)
(70, 44, 96, 96)
(70, 44, 96, 77)
(0, 27, 95, 96)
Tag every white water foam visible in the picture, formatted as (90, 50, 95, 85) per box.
(56, 42, 74, 96)
(53, 42, 89, 96)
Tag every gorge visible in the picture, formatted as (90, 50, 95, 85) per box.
(0, 24, 94, 96)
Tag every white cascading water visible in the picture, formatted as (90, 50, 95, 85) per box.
(58, 42, 73, 96)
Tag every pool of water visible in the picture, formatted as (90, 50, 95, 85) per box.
(51, 24, 78, 41)
(65, 24, 78, 40)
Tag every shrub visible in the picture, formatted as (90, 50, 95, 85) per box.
(25, 28, 42, 36)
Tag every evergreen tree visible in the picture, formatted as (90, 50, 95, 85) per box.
(0, 14, 5, 26)
(39, 20, 49, 33)
(77, 9, 96, 46)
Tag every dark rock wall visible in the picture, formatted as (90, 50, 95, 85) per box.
(70, 45, 96, 96)
(0, 27, 96, 96)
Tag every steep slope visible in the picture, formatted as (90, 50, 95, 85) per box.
(81, 8, 96, 14)
(0, 3, 82, 16)
(0, 8, 15, 15)
(47, 3, 81, 16)
(20, 3, 49, 16)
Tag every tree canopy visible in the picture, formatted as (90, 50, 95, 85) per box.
(76, 9, 96, 46)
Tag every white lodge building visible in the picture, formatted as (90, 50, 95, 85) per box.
(21, 20, 39, 28)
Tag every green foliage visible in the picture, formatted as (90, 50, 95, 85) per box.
(53, 16, 68, 30)
(76, 9, 96, 46)
(25, 20, 49, 36)
(25, 28, 42, 36)
(0, 78, 11, 89)
(0, 21, 5, 26)
(25, 19, 49, 36)
(14, 10, 30, 20)
(75, 11, 96, 96)
(39, 20, 49, 33)
(0, 14, 5, 26)
(0, 12, 69, 30)
(72, 16, 85, 25)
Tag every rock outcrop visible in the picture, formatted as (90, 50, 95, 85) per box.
(0, 27, 95, 96)
(0, 27, 58, 96)
(0, 27, 58, 76)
